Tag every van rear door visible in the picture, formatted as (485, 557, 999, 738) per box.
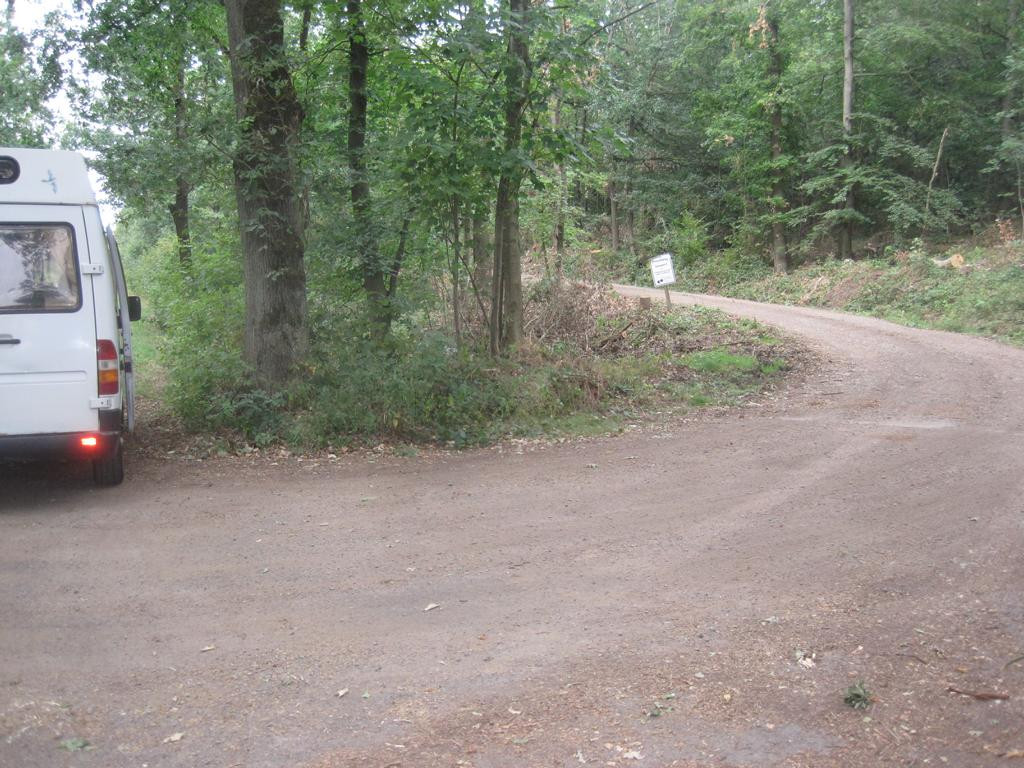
(0, 205, 98, 436)
(105, 227, 134, 432)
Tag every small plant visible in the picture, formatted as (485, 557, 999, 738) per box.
(59, 737, 91, 752)
(844, 681, 874, 710)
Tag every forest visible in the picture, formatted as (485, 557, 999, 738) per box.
(2, 0, 1022, 447)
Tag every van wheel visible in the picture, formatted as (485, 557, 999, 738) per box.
(93, 440, 125, 486)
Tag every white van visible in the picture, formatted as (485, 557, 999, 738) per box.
(0, 147, 139, 485)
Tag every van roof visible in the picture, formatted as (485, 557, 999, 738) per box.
(0, 147, 97, 205)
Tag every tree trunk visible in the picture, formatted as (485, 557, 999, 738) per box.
(1003, 0, 1021, 141)
(386, 217, 410, 299)
(572, 108, 587, 208)
(767, 10, 787, 274)
(169, 58, 192, 270)
(168, 176, 192, 270)
(838, 0, 855, 260)
(490, 177, 513, 354)
(470, 207, 491, 325)
(1003, 0, 1022, 233)
(609, 179, 619, 251)
(489, 0, 530, 355)
(347, 0, 389, 333)
(925, 126, 950, 219)
(451, 199, 462, 344)
(224, 0, 307, 385)
(472, 208, 490, 288)
(552, 93, 566, 281)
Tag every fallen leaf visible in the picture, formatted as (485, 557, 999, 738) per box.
(336, 688, 349, 698)
(623, 749, 643, 760)
(424, 603, 440, 612)
(59, 737, 90, 752)
(508, 706, 522, 715)
(201, 645, 216, 653)
(163, 732, 185, 744)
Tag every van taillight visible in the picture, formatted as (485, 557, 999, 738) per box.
(97, 339, 119, 395)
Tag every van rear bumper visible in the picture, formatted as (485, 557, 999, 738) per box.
(0, 430, 121, 460)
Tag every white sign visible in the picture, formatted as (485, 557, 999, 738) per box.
(650, 253, 676, 287)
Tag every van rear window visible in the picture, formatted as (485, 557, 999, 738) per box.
(0, 224, 81, 313)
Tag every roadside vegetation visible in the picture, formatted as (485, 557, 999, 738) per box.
(668, 230, 1024, 347)
(129, 264, 791, 452)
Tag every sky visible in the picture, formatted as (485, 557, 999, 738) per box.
(12, 0, 119, 224)
(11, 0, 63, 35)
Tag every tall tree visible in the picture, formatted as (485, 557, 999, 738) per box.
(764, 4, 788, 273)
(346, 0, 387, 330)
(1003, 0, 1021, 142)
(837, 0, 855, 258)
(490, 0, 531, 355)
(77, 0, 226, 272)
(224, 0, 308, 384)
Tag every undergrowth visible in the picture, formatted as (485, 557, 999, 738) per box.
(131, 262, 791, 452)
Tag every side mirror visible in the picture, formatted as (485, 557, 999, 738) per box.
(127, 295, 142, 322)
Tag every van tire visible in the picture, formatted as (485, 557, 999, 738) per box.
(93, 440, 125, 486)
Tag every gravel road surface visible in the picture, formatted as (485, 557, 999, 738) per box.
(2, 288, 1022, 767)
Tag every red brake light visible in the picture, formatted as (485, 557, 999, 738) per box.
(81, 436, 98, 447)
(97, 339, 119, 396)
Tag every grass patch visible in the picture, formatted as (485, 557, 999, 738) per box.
(663, 347, 787, 408)
(683, 349, 760, 374)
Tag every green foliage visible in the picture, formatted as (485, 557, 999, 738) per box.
(0, 12, 60, 146)
(295, 333, 519, 447)
(844, 681, 874, 710)
(669, 213, 711, 266)
(680, 248, 773, 292)
(71, 0, 230, 213)
(119, 218, 249, 430)
(637, 212, 710, 272)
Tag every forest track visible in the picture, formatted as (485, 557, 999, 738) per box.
(2, 289, 1023, 767)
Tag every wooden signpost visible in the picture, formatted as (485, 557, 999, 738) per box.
(649, 253, 676, 307)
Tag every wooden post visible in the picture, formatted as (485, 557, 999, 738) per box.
(663, 286, 672, 307)
(925, 126, 950, 219)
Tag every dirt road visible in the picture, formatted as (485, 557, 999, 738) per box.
(2, 289, 1023, 767)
